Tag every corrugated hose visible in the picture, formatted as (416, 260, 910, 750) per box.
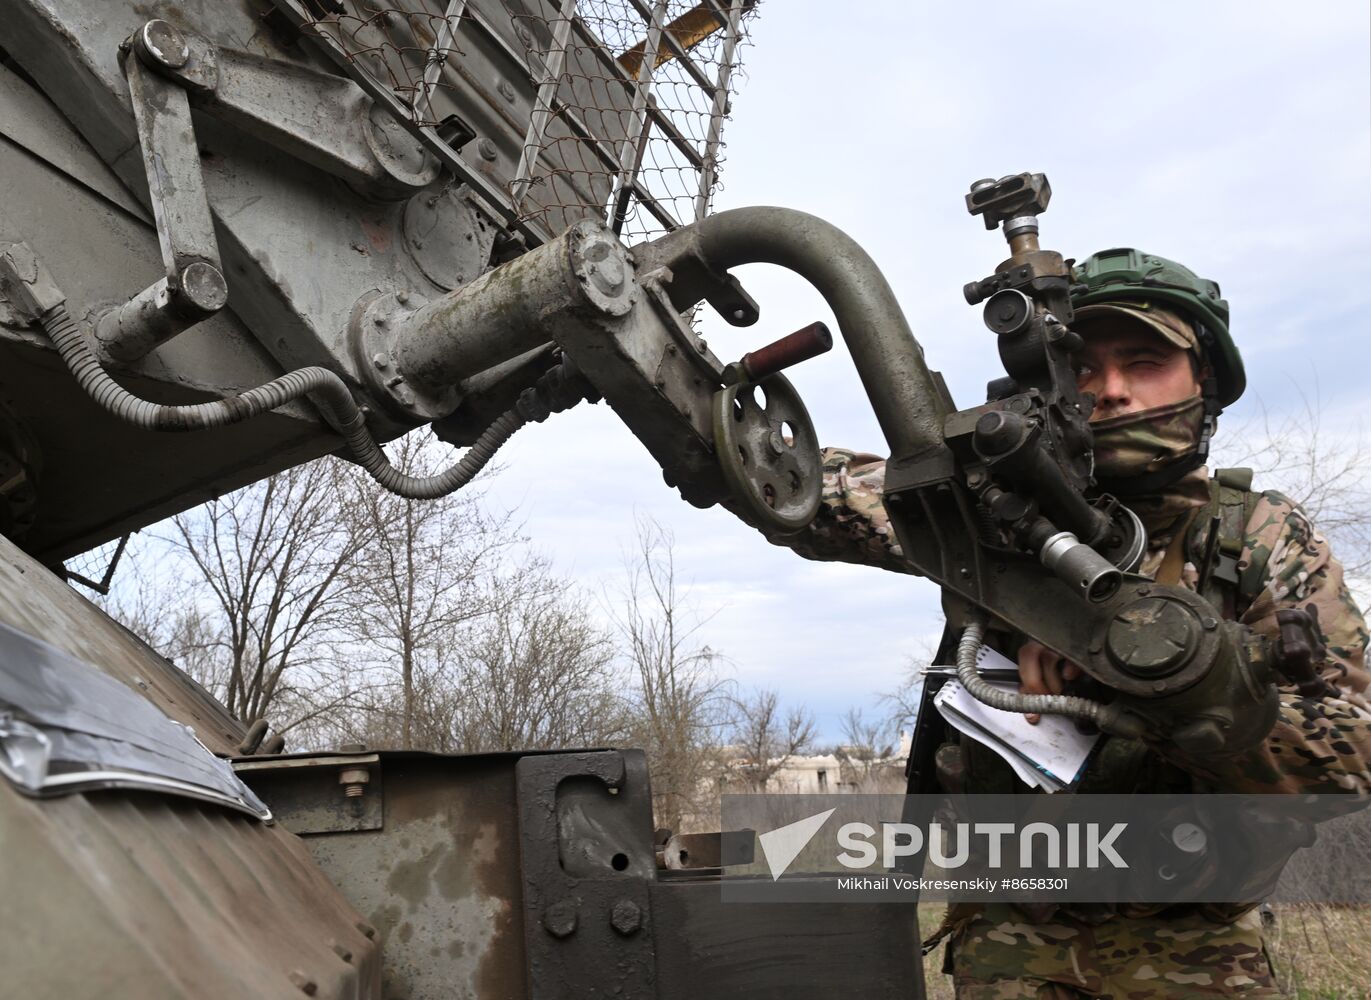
(956, 613, 1103, 723)
(39, 302, 577, 500)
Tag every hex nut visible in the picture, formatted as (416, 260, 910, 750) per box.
(542, 899, 578, 938)
(610, 899, 642, 936)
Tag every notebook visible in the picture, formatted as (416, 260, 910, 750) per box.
(931, 645, 1101, 793)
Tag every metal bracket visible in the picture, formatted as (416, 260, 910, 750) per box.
(139, 21, 440, 200)
(95, 22, 229, 363)
(516, 750, 657, 1000)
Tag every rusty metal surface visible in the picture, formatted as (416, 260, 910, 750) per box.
(0, 779, 382, 999)
(246, 752, 534, 1000)
(237, 753, 384, 834)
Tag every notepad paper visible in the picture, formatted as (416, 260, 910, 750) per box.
(932, 645, 1100, 793)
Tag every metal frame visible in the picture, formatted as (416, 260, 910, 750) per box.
(268, 0, 546, 244)
(270, 0, 747, 243)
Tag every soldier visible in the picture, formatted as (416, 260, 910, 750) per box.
(774, 249, 1371, 998)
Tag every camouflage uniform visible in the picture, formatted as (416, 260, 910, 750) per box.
(771, 445, 1371, 998)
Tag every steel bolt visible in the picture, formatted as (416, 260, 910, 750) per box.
(339, 767, 370, 798)
(542, 899, 578, 938)
(498, 79, 516, 102)
(477, 138, 498, 161)
(1201, 617, 1218, 631)
(610, 899, 642, 936)
(355, 921, 377, 939)
(396, 289, 410, 304)
(372, 353, 390, 370)
(331, 942, 354, 963)
(289, 971, 318, 996)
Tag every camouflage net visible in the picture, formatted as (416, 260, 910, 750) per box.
(284, 0, 756, 243)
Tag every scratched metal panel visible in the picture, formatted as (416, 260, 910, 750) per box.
(0, 781, 383, 998)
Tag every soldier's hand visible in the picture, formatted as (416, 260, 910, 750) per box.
(1017, 641, 1083, 725)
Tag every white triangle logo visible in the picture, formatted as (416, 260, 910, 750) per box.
(757, 808, 836, 881)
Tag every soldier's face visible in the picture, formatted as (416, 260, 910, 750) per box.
(1074, 326, 1201, 421)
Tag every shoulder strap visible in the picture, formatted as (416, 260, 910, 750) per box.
(1189, 468, 1266, 613)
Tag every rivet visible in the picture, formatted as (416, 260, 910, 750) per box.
(331, 942, 354, 963)
(289, 971, 318, 996)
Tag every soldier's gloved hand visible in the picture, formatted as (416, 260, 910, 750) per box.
(1017, 640, 1083, 725)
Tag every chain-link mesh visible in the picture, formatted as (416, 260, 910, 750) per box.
(62, 534, 131, 595)
(283, 0, 756, 244)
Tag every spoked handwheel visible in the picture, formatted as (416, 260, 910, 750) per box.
(712, 373, 822, 532)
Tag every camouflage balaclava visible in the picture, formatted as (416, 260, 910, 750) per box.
(1074, 301, 1213, 534)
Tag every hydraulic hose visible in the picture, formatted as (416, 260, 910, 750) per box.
(39, 302, 551, 500)
(956, 614, 1104, 723)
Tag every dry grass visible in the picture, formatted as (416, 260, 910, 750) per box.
(917, 903, 1371, 999)
(1265, 904, 1371, 999)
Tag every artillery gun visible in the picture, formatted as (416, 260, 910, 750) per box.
(0, 1, 1304, 997)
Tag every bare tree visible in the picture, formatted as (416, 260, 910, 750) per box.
(1217, 386, 1371, 579)
(343, 432, 514, 748)
(168, 457, 375, 731)
(833, 706, 898, 788)
(727, 688, 816, 791)
(612, 517, 730, 832)
(453, 557, 630, 751)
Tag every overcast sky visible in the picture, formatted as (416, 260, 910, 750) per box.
(465, 1, 1371, 744)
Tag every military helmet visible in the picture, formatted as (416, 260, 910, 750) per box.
(1071, 248, 1245, 408)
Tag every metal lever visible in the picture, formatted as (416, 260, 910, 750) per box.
(95, 22, 229, 363)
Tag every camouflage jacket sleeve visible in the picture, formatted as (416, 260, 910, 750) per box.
(1154, 490, 1371, 794)
(766, 448, 915, 575)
